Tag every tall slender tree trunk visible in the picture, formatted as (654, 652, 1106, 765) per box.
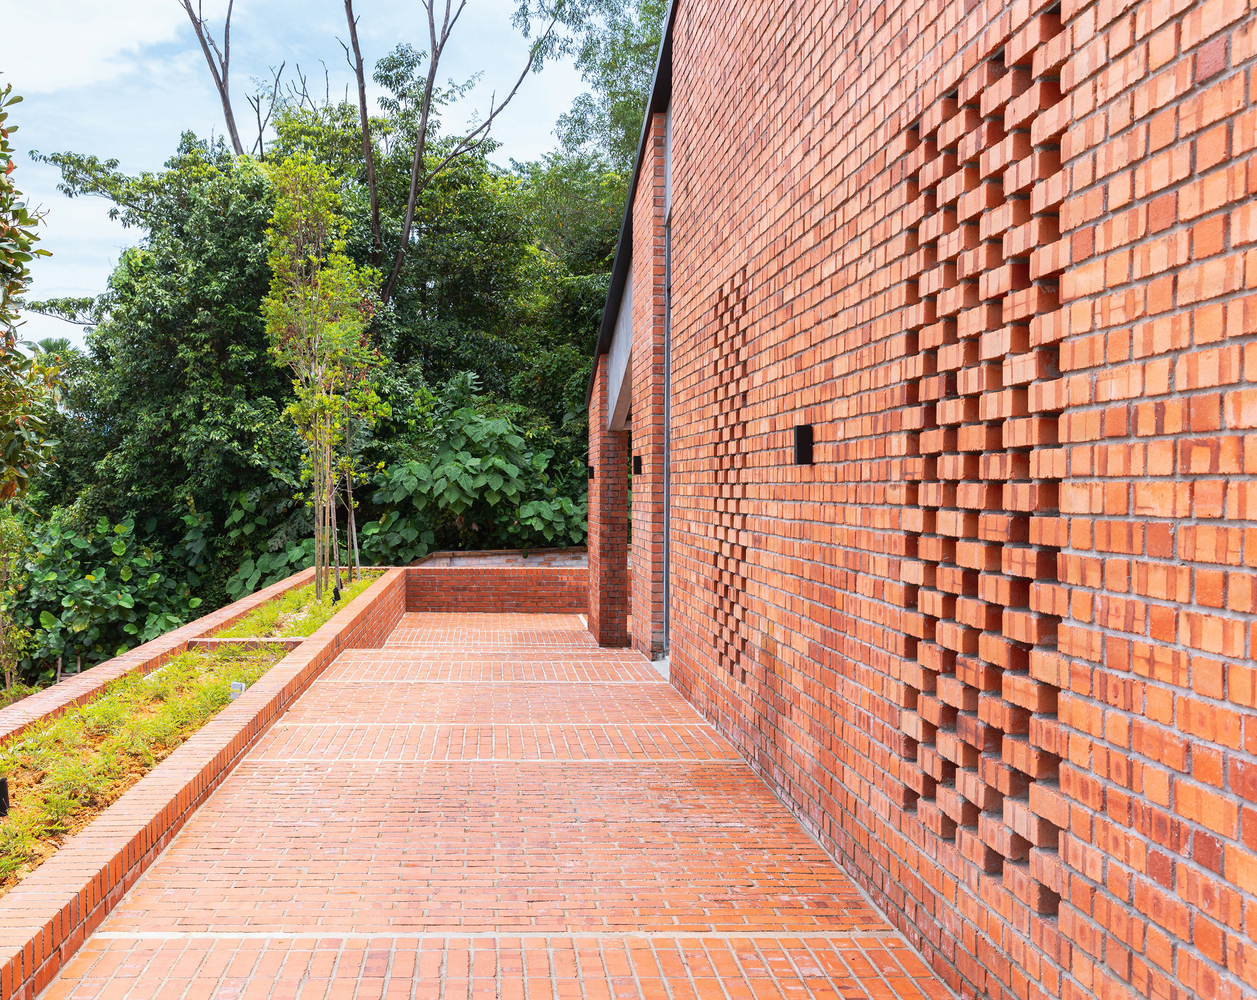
(346, 471, 360, 581)
(329, 433, 342, 593)
(313, 429, 325, 601)
(343, 0, 382, 266)
(345, 425, 360, 581)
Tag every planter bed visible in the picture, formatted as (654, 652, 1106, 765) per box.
(0, 569, 317, 751)
(211, 571, 381, 640)
(0, 566, 408, 1000)
(0, 643, 287, 898)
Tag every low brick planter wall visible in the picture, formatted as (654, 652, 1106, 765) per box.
(405, 564, 588, 613)
(0, 567, 407, 1000)
(0, 568, 317, 748)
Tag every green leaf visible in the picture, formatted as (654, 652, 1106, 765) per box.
(39, 610, 58, 630)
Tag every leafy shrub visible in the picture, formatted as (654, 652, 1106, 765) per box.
(361, 373, 587, 561)
(220, 488, 316, 599)
(9, 517, 202, 681)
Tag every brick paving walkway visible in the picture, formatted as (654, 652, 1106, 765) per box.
(43, 613, 951, 999)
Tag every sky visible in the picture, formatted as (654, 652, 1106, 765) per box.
(1, 0, 587, 347)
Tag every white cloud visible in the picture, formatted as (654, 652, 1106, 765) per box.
(0, 0, 189, 93)
(3, 0, 589, 318)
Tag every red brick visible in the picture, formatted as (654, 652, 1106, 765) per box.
(582, 3, 1257, 999)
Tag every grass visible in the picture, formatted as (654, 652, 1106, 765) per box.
(0, 643, 285, 893)
(215, 571, 381, 640)
(0, 683, 45, 711)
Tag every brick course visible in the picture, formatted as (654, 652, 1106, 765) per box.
(596, 0, 1257, 998)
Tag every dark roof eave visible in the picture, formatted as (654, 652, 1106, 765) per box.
(585, 0, 679, 407)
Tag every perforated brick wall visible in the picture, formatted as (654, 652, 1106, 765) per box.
(603, 0, 1257, 998)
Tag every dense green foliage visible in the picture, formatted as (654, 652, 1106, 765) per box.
(555, 0, 668, 171)
(1, 82, 52, 334)
(1, 86, 60, 693)
(7, 4, 665, 684)
(9, 516, 203, 670)
(33, 140, 294, 576)
(1, 84, 59, 508)
(363, 373, 587, 562)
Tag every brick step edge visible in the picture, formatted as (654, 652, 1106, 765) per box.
(0, 567, 407, 1000)
(0, 568, 318, 749)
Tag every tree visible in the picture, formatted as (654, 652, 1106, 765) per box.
(0, 81, 58, 505)
(339, 0, 562, 304)
(33, 337, 74, 357)
(0, 512, 32, 689)
(1, 81, 51, 334)
(512, 151, 625, 275)
(24, 56, 607, 604)
(178, 0, 246, 156)
(556, 0, 667, 171)
(30, 136, 297, 604)
(263, 153, 381, 598)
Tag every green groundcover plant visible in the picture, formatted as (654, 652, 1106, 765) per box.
(0, 643, 283, 886)
(216, 571, 379, 639)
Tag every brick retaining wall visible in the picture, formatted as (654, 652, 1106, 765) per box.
(407, 565, 593, 613)
(0, 568, 406, 1000)
(405, 565, 588, 614)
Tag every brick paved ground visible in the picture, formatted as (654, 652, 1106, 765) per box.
(42, 613, 952, 999)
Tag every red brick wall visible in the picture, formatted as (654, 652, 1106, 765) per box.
(406, 566, 588, 614)
(603, 0, 1257, 998)
(630, 112, 671, 658)
(588, 355, 632, 644)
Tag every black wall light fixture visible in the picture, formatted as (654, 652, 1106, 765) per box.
(794, 424, 814, 465)
(587, 464, 595, 480)
(633, 455, 643, 475)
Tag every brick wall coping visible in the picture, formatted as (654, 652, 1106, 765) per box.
(0, 567, 407, 1000)
(0, 568, 317, 749)
(413, 547, 588, 567)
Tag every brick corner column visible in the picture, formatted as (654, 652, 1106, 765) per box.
(588, 354, 630, 647)
(629, 110, 670, 660)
